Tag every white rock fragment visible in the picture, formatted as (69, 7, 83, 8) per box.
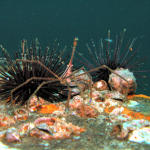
(129, 127, 150, 144)
(0, 141, 20, 150)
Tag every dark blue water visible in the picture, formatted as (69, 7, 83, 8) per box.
(0, 0, 150, 94)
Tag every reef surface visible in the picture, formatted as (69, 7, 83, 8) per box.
(0, 87, 150, 150)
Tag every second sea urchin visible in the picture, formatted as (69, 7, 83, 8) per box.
(78, 29, 145, 95)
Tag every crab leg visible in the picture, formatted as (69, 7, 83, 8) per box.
(61, 37, 78, 81)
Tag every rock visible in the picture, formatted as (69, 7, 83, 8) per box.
(109, 68, 136, 95)
(5, 127, 21, 143)
(93, 80, 108, 91)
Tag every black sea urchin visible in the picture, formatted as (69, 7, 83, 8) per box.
(0, 39, 70, 105)
(79, 29, 143, 81)
(77, 29, 148, 94)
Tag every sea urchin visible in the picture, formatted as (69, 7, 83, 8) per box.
(78, 29, 145, 95)
(0, 39, 72, 105)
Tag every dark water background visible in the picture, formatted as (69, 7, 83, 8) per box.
(0, 0, 150, 94)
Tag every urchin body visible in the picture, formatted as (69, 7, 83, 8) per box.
(79, 29, 142, 95)
(0, 41, 70, 105)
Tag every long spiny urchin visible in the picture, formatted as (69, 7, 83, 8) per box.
(78, 29, 146, 94)
(0, 39, 70, 105)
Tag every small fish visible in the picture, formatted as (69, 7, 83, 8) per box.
(104, 38, 113, 43)
(104, 29, 113, 43)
